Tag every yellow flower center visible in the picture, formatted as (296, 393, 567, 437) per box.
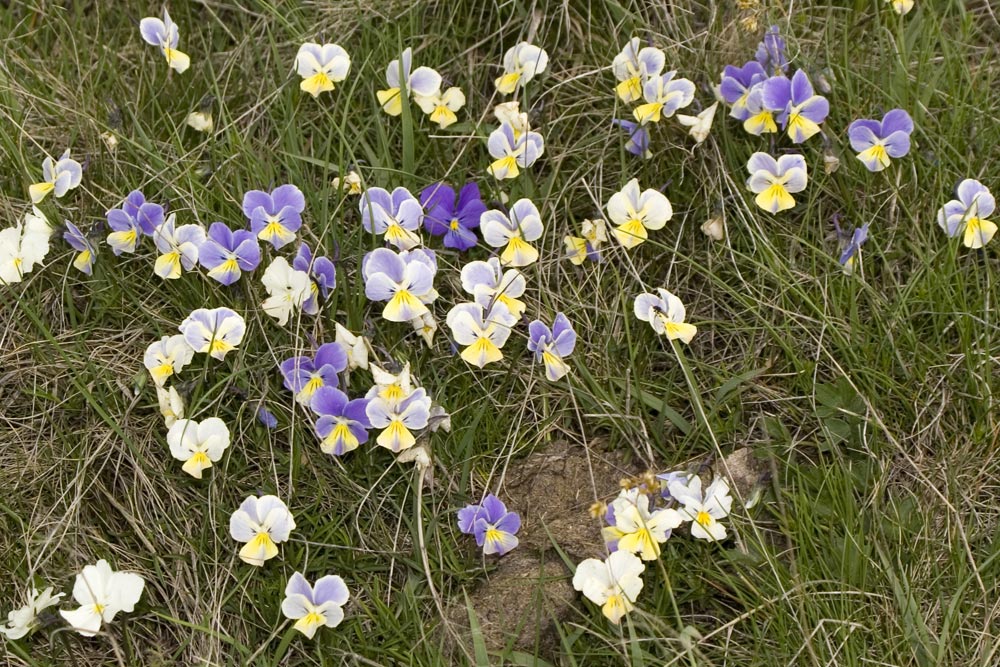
(696, 510, 713, 527)
(449, 218, 461, 230)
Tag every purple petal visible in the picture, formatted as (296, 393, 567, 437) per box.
(206, 222, 235, 249)
(343, 399, 371, 428)
(761, 75, 792, 113)
(847, 120, 881, 150)
(481, 494, 507, 523)
(271, 184, 306, 213)
(882, 131, 911, 158)
(880, 109, 913, 137)
(242, 190, 274, 219)
(135, 203, 165, 235)
(527, 320, 551, 352)
(314, 342, 349, 374)
(493, 511, 521, 535)
(457, 504, 484, 534)
(362, 248, 405, 282)
(313, 575, 349, 607)
(444, 225, 478, 251)
(311, 386, 349, 416)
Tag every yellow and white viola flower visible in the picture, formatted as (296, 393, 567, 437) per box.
(282, 572, 349, 639)
(366, 362, 414, 402)
(156, 385, 184, 428)
(445, 301, 518, 368)
(633, 289, 697, 343)
(495, 41, 549, 94)
(261, 257, 313, 326)
(886, 0, 914, 15)
(0, 206, 52, 285)
(377, 48, 442, 116)
(480, 199, 543, 267)
(612, 38, 665, 103)
(602, 488, 683, 560)
(414, 87, 466, 129)
(167, 417, 231, 479)
(677, 102, 718, 143)
(59, 560, 145, 637)
(607, 178, 672, 249)
(634, 71, 695, 124)
(29, 150, 82, 204)
(745, 152, 808, 214)
(460, 257, 527, 318)
(564, 218, 608, 265)
(668, 475, 734, 541)
(229, 495, 296, 567)
(572, 550, 645, 625)
(365, 388, 432, 452)
(295, 42, 351, 98)
(494, 101, 529, 137)
(410, 311, 437, 347)
(334, 323, 372, 371)
(139, 9, 190, 73)
(143, 334, 195, 387)
(186, 110, 212, 133)
(486, 121, 545, 180)
(332, 171, 363, 195)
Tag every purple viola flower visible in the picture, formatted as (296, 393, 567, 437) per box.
(719, 61, 768, 120)
(527, 313, 577, 381)
(847, 109, 914, 172)
(310, 386, 371, 456)
(838, 223, 870, 275)
(113, 190, 165, 235)
(611, 119, 651, 159)
(279, 342, 349, 406)
(603, 502, 621, 552)
(198, 222, 261, 285)
(64, 220, 96, 275)
(755, 25, 788, 76)
(242, 184, 306, 250)
(293, 243, 337, 315)
(456, 494, 520, 556)
(419, 182, 487, 251)
(761, 70, 829, 143)
(256, 404, 278, 429)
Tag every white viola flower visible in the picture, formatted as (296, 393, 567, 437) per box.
(156, 385, 184, 428)
(486, 122, 545, 180)
(365, 388, 432, 452)
(179, 308, 246, 361)
(186, 110, 212, 132)
(604, 488, 683, 560)
(634, 71, 695, 124)
(332, 171, 363, 195)
(282, 572, 349, 639)
(668, 475, 733, 541)
(607, 178, 672, 249)
(493, 101, 529, 137)
(1, 586, 63, 640)
(167, 417, 231, 479)
(334, 323, 372, 371)
(143, 334, 195, 387)
(29, 150, 83, 204)
(572, 550, 645, 625)
(229, 495, 296, 566)
(295, 42, 351, 98)
(377, 48, 442, 116)
(0, 206, 52, 285)
(366, 362, 414, 402)
(445, 301, 518, 368)
(59, 560, 145, 637)
(612, 38, 665, 103)
(480, 199, 543, 267)
(677, 102, 719, 143)
(410, 311, 437, 348)
(460, 257, 527, 318)
(138, 9, 190, 73)
(414, 87, 466, 129)
(633, 289, 697, 343)
(152, 214, 205, 280)
(496, 41, 549, 94)
(261, 257, 313, 326)
(701, 217, 725, 241)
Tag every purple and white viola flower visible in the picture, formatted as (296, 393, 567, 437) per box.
(838, 222, 870, 275)
(741, 85, 778, 136)
(229, 495, 296, 566)
(360, 187, 423, 250)
(937, 179, 997, 249)
(761, 70, 829, 143)
(633, 289, 697, 343)
(198, 222, 261, 285)
(179, 307, 246, 361)
(362, 247, 437, 322)
(243, 184, 306, 250)
(295, 43, 351, 98)
(611, 118, 652, 159)
(445, 301, 518, 368)
(480, 199, 543, 267)
(847, 109, 914, 172)
(612, 38, 665, 103)
(634, 71, 695, 124)
(29, 150, 82, 204)
(527, 313, 577, 381)
(496, 42, 549, 94)
(152, 214, 205, 280)
(419, 182, 487, 251)
(460, 257, 526, 318)
(139, 9, 190, 73)
(755, 25, 788, 76)
(63, 220, 97, 275)
(745, 152, 808, 213)
(719, 61, 767, 121)
(106, 190, 165, 255)
(281, 572, 349, 639)
(279, 342, 349, 406)
(310, 387, 371, 456)
(456, 494, 521, 556)
(293, 243, 336, 315)
(486, 122, 545, 180)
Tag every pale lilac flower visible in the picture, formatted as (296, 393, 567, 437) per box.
(243, 184, 305, 250)
(847, 109, 914, 172)
(152, 214, 205, 280)
(755, 25, 788, 76)
(457, 494, 521, 555)
(837, 221, 870, 275)
(362, 248, 437, 322)
(486, 122, 545, 180)
(229, 495, 296, 566)
(937, 179, 997, 249)
(479, 199, 543, 266)
(496, 42, 548, 94)
(139, 9, 190, 73)
(634, 71, 695, 124)
(29, 150, 82, 203)
(198, 222, 261, 285)
(633, 289, 697, 343)
(745, 152, 808, 213)
(295, 43, 351, 97)
(360, 187, 423, 250)
(527, 313, 576, 381)
(459, 257, 526, 318)
(761, 71, 829, 143)
(106, 190, 164, 255)
(179, 307, 246, 360)
(365, 388, 432, 452)
(310, 387, 371, 456)
(281, 572, 349, 639)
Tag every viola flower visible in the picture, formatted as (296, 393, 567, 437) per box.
(332, 171, 363, 194)
(414, 87, 466, 129)
(261, 257, 312, 326)
(186, 110, 212, 133)
(411, 312, 437, 347)
(335, 323, 372, 371)
(611, 118, 652, 159)
(677, 102, 718, 143)
(460, 257, 527, 318)
(494, 101, 530, 137)
(937, 179, 997, 249)
(838, 222, 870, 275)
(167, 417, 230, 479)
(360, 187, 423, 250)
(741, 86, 778, 135)
(179, 307, 246, 360)
(152, 214, 205, 280)
(564, 218, 608, 264)
(719, 61, 767, 120)
(602, 489, 682, 560)
(612, 38, 665, 103)
(420, 182, 487, 251)
(108, 190, 165, 244)
(59, 560, 144, 637)
(458, 494, 521, 555)
(668, 475, 734, 541)
(633, 289, 697, 343)
(607, 178, 672, 249)
(279, 342, 349, 406)
(701, 216, 725, 241)
(29, 150, 82, 204)
(139, 9, 190, 73)
(310, 387, 371, 456)
(755, 25, 788, 76)
(243, 184, 306, 250)
(887, 0, 914, 15)
(761, 71, 829, 143)
(634, 71, 695, 124)
(0, 207, 52, 285)
(527, 313, 576, 381)
(572, 551, 644, 625)
(198, 222, 261, 285)
(156, 385, 184, 428)
(486, 122, 545, 180)
(295, 42, 351, 97)
(746, 152, 808, 213)
(63, 220, 97, 275)
(362, 248, 437, 322)
(366, 388, 432, 452)
(377, 48, 442, 116)
(229, 495, 296, 566)
(293, 243, 336, 315)
(144, 334, 194, 387)
(282, 572, 349, 639)
(495, 42, 549, 94)
(256, 404, 278, 429)
(0, 586, 63, 640)
(446, 301, 518, 368)
(366, 363, 414, 402)
(480, 199, 543, 266)
(847, 109, 914, 172)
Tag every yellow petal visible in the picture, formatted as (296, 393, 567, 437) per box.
(377, 88, 403, 116)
